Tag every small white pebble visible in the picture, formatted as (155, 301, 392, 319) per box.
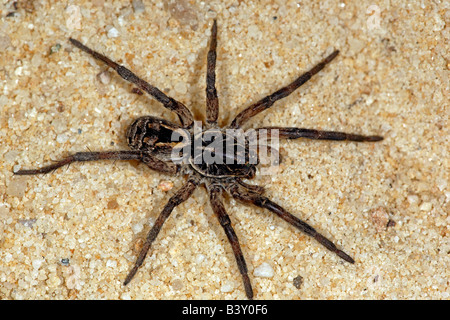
(247, 25, 261, 39)
(220, 281, 235, 293)
(106, 260, 117, 268)
(65, 266, 81, 290)
(174, 81, 187, 94)
(0, 205, 9, 218)
(132, 222, 143, 234)
(7, 177, 27, 198)
(14, 66, 23, 76)
(320, 277, 330, 286)
(4, 150, 19, 162)
(121, 293, 132, 300)
(172, 278, 184, 290)
(32, 259, 43, 270)
(254, 262, 274, 278)
(366, 96, 374, 106)
(66, 5, 82, 31)
(195, 254, 206, 264)
(97, 71, 111, 84)
(187, 53, 196, 65)
(5, 253, 13, 263)
(433, 14, 445, 31)
(407, 194, 419, 204)
(419, 202, 432, 212)
(107, 27, 120, 38)
(348, 37, 365, 54)
(0, 34, 11, 51)
(46, 273, 62, 287)
(56, 133, 69, 143)
(436, 178, 447, 192)
(23, 239, 34, 247)
(26, 107, 37, 118)
(132, 0, 146, 13)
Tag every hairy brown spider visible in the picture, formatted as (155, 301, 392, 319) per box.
(15, 20, 383, 299)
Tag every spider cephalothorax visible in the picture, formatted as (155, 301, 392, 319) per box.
(15, 20, 383, 299)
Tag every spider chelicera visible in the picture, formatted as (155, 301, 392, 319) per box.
(15, 20, 383, 299)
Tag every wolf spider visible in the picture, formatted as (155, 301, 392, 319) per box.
(15, 20, 383, 299)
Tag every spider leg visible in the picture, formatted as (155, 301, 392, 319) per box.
(206, 20, 219, 127)
(257, 127, 383, 142)
(69, 38, 194, 128)
(124, 175, 200, 285)
(229, 50, 339, 129)
(229, 184, 355, 264)
(236, 178, 265, 194)
(142, 153, 180, 174)
(14, 151, 143, 175)
(208, 185, 253, 299)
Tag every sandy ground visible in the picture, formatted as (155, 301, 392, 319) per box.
(0, 0, 448, 299)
